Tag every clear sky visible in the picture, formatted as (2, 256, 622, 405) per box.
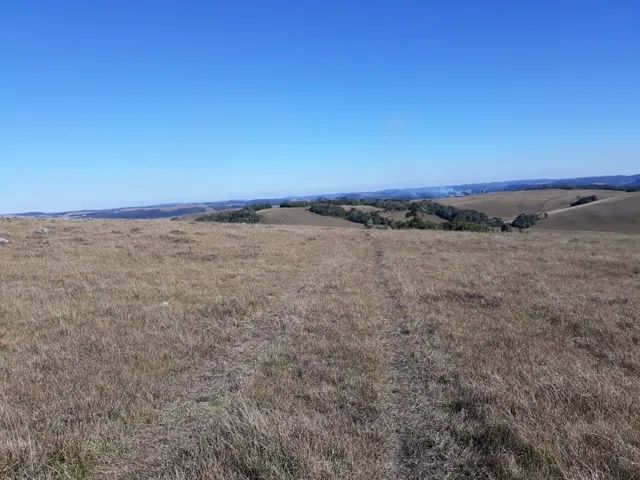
(2, 1, 639, 212)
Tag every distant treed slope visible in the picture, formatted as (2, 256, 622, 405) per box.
(195, 204, 272, 223)
(12, 174, 640, 219)
(88, 207, 207, 219)
(306, 200, 504, 232)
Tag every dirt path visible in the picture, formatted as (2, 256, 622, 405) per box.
(371, 239, 437, 479)
(370, 236, 490, 480)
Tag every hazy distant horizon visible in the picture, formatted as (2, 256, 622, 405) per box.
(6, 170, 640, 215)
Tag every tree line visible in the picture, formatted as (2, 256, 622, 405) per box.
(195, 204, 272, 224)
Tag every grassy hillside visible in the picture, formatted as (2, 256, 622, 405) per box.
(1, 218, 639, 479)
(440, 189, 625, 219)
(534, 192, 640, 233)
(258, 207, 361, 228)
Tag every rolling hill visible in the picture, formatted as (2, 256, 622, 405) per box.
(533, 192, 640, 233)
(439, 189, 627, 220)
(10, 173, 640, 219)
(258, 207, 362, 228)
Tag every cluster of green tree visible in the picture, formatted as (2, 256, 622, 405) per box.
(308, 204, 395, 227)
(570, 195, 598, 207)
(308, 203, 347, 217)
(511, 213, 540, 229)
(245, 203, 273, 211)
(407, 201, 504, 228)
(309, 202, 498, 232)
(345, 209, 395, 226)
(369, 199, 412, 211)
(195, 204, 271, 224)
(281, 197, 415, 210)
(279, 200, 313, 208)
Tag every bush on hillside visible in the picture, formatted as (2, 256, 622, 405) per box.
(309, 204, 348, 217)
(346, 209, 395, 227)
(512, 213, 539, 229)
(247, 203, 272, 211)
(570, 195, 597, 207)
(408, 201, 504, 228)
(279, 200, 312, 208)
(195, 208, 261, 223)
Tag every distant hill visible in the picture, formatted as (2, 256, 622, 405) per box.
(533, 192, 640, 233)
(10, 173, 640, 219)
(439, 189, 627, 220)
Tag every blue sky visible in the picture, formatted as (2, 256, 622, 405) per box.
(2, 1, 639, 212)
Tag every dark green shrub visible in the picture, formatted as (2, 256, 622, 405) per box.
(346, 209, 395, 227)
(247, 203, 272, 211)
(408, 201, 504, 228)
(279, 200, 312, 208)
(195, 208, 261, 223)
(309, 204, 348, 217)
(512, 213, 539, 229)
(570, 195, 597, 207)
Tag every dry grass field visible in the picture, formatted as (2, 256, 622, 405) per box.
(534, 192, 640, 233)
(440, 189, 626, 220)
(258, 207, 361, 228)
(1, 217, 639, 479)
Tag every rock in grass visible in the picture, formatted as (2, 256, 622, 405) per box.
(0, 238, 9, 246)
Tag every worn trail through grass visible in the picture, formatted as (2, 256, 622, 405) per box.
(103, 231, 397, 479)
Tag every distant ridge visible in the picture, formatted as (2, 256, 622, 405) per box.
(9, 173, 640, 219)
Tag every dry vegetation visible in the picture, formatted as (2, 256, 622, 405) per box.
(534, 192, 640, 233)
(439, 189, 626, 220)
(258, 207, 361, 228)
(1, 217, 639, 479)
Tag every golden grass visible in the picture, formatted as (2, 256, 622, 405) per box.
(258, 207, 361, 228)
(439, 189, 626, 220)
(1, 217, 639, 479)
(534, 192, 640, 233)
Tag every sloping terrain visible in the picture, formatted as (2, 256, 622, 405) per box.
(378, 210, 446, 224)
(440, 189, 625, 219)
(258, 207, 362, 228)
(1, 218, 639, 479)
(534, 192, 640, 233)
